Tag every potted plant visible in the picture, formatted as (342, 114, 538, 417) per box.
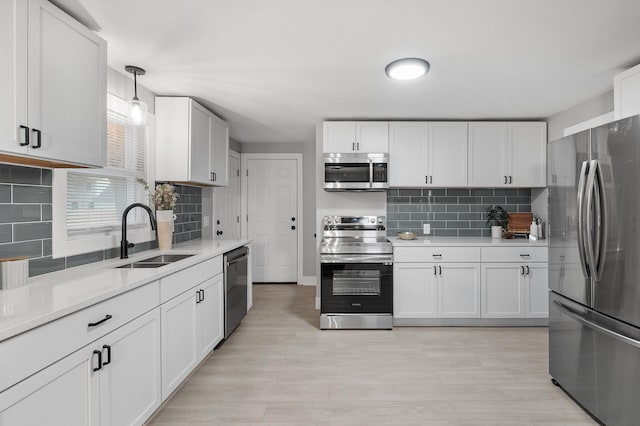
(138, 178, 179, 249)
(486, 205, 508, 239)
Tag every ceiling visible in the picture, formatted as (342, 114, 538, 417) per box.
(64, 0, 640, 144)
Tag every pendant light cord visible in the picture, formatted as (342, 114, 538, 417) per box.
(133, 72, 138, 100)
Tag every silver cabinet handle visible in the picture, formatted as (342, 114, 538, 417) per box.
(438, 265, 442, 275)
(525, 265, 530, 275)
(430, 176, 433, 184)
(425, 176, 429, 184)
(433, 266, 437, 275)
(508, 175, 512, 184)
(520, 266, 525, 275)
(357, 142, 360, 150)
(352, 142, 355, 151)
(432, 254, 442, 258)
(504, 176, 507, 184)
(519, 254, 530, 258)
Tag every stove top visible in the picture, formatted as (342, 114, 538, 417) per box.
(320, 216, 392, 255)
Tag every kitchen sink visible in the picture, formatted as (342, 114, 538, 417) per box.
(137, 254, 195, 263)
(117, 262, 169, 269)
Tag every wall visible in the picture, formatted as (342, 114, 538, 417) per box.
(386, 188, 532, 237)
(547, 90, 614, 142)
(240, 141, 316, 278)
(170, 184, 203, 243)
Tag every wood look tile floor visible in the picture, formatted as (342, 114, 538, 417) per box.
(148, 284, 596, 426)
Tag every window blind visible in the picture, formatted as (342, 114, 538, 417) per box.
(66, 94, 149, 235)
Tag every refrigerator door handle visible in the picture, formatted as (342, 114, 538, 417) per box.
(593, 161, 607, 281)
(576, 160, 590, 280)
(553, 300, 640, 350)
(584, 160, 599, 288)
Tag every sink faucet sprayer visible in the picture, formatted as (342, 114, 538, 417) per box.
(121, 203, 157, 259)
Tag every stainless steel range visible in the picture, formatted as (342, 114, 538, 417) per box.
(320, 215, 393, 329)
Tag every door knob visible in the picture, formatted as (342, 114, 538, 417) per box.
(291, 225, 296, 230)
(291, 217, 296, 222)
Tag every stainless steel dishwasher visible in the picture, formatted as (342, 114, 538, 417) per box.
(223, 246, 248, 338)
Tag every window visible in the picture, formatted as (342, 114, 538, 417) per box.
(52, 93, 155, 257)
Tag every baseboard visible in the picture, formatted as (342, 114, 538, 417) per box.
(393, 318, 548, 327)
(298, 276, 317, 286)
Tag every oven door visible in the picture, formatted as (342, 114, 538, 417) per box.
(321, 260, 393, 314)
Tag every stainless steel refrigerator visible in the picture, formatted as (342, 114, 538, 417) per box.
(548, 115, 640, 425)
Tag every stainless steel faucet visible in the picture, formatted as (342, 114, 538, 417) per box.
(121, 203, 157, 259)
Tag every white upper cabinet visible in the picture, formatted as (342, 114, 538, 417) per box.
(389, 122, 467, 187)
(614, 63, 640, 120)
(468, 122, 546, 187)
(156, 97, 229, 186)
(0, 0, 107, 167)
(323, 121, 389, 153)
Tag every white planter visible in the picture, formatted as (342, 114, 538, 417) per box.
(156, 210, 176, 250)
(491, 226, 503, 239)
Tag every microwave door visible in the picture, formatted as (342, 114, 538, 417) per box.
(324, 163, 372, 190)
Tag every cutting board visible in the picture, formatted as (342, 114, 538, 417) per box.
(507, 213, 533, 234)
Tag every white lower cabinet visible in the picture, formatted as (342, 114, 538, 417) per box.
(196, 275, 225, 360)
(161, 272, 225, 400)
(394, 262, 480, 319)
(481, 263, 549, 318)
(394, 263, 437, 318)
(438, 263, 481, 318)
(160, 288, 198, 400)
(98, 308, 161, 426)
(0, 344, 99, 426)
(0, 308, 161, 426)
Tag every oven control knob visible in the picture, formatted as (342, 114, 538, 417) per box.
(378, 217, 384, 223)
(324, 217, 331, 225)
(370, 217, 375, 223)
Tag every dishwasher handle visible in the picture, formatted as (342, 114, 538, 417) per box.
(225, 252, 248, 267)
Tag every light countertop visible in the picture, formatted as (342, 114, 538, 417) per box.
(390, 236, 549, 247)
(0, 238, 250, 342)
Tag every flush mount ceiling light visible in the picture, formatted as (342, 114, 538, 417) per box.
(125, 65, 148, 126)
(385, 58, 430, 81)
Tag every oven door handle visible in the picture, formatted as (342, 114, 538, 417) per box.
(321, 254, 393, 264)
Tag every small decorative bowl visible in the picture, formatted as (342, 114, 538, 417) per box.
(398, 231, 416, 240)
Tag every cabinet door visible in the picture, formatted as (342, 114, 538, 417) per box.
(525, 264, 549, 318)
(468, 122, 509, 187)
(428, 122, 468, 186)
(509, 122, 547, 187)
(481, 263, 525, 318)
(27, 0, 106, 166)
(99, 309, 161, 426)
(356, 121, 388, 152)
(323, 121, 355, 153)
(161, 289, 198, 400)
(211, 116, 229, 186)
(388, 122, 428, 187)
(437, 263, 480, 318)
(0, 0, 28, 155)
(393, 263, 437, 318)
(0, 344, 99, 426)
(190, 103, 212, 184)
(196, 274, 224, 361)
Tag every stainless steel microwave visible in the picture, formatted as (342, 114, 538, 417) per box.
(323, 153, 389, 191)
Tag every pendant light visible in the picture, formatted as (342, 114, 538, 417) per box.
(125, 65, 148, 126)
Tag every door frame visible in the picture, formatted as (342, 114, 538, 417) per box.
(240, 153, 303, 285)
(214, 149, 241, 239)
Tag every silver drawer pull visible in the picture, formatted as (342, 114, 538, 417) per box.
(432, 254, 442, 258)
(520, 254, 530, 258)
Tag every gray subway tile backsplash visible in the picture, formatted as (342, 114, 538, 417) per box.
(0, 164, 204, 277)
(387, 188, 532, 237)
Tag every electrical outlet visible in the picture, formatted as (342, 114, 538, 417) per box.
(423, 223, 431, 235)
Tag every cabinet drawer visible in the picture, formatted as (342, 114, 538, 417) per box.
(481, 246, 548, 263)
(0, 281, 159, 393)
(394, 247, 480, 263)
(160, 256, 222, 303)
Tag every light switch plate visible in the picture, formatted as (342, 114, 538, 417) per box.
(203, 216, 210, 227)
(423, 223, 431, 235)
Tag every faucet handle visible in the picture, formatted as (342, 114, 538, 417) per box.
(127, 242, 135, 249)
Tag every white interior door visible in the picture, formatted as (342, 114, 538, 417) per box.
(214, 151, 240, 239)
(247, 158, 298, 282)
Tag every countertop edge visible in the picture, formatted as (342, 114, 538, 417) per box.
(0, 239, 251, 342)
